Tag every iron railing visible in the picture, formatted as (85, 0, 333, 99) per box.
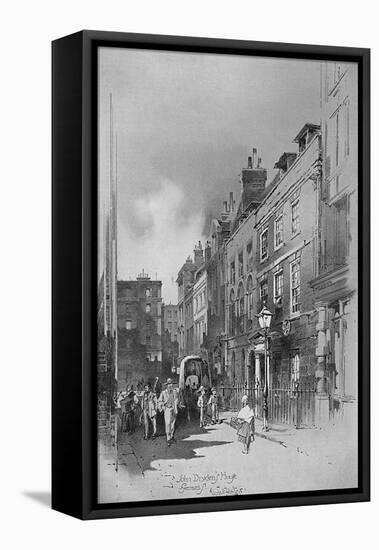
(219, 382, 317, 428)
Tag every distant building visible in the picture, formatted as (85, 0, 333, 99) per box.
(176, 247, 200, 358)
(117, 271, 163, 390)
(162, 304, 179, 378)
(163, 304, 179, 343)
(193, 261, 207, 356)
(205, 194, 233, 381)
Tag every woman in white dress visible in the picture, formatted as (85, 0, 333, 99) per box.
(236, 395, 255, 454)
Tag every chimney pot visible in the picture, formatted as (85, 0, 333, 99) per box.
(257, 157, 262, 168)
(247, 156, 252, 169)
(252, 148, 257, 168)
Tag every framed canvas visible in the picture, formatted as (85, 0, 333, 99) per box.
(52, 30, 370, 520)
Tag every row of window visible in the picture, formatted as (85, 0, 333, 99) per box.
(229, 350, 300, 385)
(228, 258, 301, 329)
(166, 309, 178, 319)
(260, 199, 300, 262)
(194, 320, 206, 345)
(194, 290, 206, 313)
(327, 98, 350, 183)
(259, 259, 300, 314)
(144, 287, 160, 298)
(228, 200, 300, 285)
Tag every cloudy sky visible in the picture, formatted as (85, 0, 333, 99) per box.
(99, 47, 321, 303)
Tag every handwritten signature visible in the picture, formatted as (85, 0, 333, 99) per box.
(161, 471, 243, 497)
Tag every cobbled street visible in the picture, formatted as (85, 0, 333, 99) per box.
(98, 414, 357, 503)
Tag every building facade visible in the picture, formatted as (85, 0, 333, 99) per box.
(251, 125, 322, 399)
(117, 271, 163, 390)
(177, 243, 205, 358)
(163, 304, 179, 343)
(173, 64, 358, 428)
(162, 304, 179, 379)
(224, 151, 267, 385)
(310, 62, 358, 423)
(204, 197, 233, 381)
(177, 257, 197, 358)
(193, 264, 207, 356)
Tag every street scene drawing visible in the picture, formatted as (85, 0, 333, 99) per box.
(97, 47, 358, 504)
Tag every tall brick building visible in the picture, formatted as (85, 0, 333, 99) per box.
(117, 271, 163, 390)
(251, 124, 322, 395)
(224, 150, 268, 385)
(174, 66, 358, 428)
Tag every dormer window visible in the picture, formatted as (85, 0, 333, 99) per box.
(274, 152, 297, 174)
(293, 123, 321, 155)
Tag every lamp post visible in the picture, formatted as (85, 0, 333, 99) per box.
(257, 306, 273, 431)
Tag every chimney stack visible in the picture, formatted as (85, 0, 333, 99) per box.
(223, 200, 228, 212)
(257, 157, 262, 168)
(205, 240, 212, 263)
(247, 156, 252, 169)
(194, 241, 204, 268)
(229, 192, 235, 212)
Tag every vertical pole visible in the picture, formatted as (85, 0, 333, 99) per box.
(263, 328, 268, 431)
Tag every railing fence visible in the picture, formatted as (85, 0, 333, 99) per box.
(219, 382, 317, 428)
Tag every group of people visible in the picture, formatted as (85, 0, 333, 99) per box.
(184, 365, 219, 426)
(114, 377, 179, 447)
(114, 379, 255, 454)
(197, 386, 220, 427)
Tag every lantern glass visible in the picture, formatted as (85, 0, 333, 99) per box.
(258, 307, 273, 329)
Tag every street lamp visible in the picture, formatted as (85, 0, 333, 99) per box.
(257, 306, 273, 431)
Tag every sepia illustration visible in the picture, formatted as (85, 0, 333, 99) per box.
(97, 47, 358, 504)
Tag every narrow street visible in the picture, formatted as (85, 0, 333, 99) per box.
(98, 414, 358, 504)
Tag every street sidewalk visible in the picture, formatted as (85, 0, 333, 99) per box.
(221, 410, 357, 463)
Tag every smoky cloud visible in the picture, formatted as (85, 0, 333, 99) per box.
(99, 47, 321, 301)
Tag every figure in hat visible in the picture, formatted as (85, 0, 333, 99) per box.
(236, 395, 255, 454)
(158, 378, 179, 446)
(208, 387, 219, 425)
(197, 386, 207, 428)
(142, 384, 158, 440)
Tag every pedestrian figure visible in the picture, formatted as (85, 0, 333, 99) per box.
(142, 384, 158, 440)
(208, 387, 219, 424)
(197, 386, 207, 427)
(185, 364, 199, 390)
(153, 376, 162, 398)
(236, 395, 255, 454)
(121, 390, 138, 433)
(158, 378, 179, 446)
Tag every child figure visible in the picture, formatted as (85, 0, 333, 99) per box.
(197, 386, 207, 428)
(208, 387, 219, 425)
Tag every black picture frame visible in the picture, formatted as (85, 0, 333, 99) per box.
(52, 30, 370, 520)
